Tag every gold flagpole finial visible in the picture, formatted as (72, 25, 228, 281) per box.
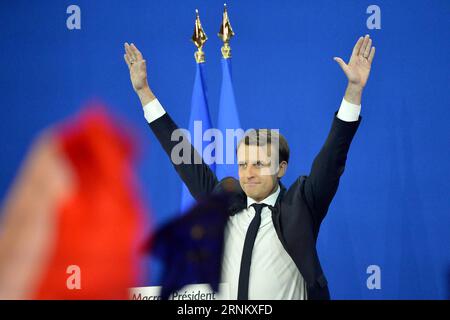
(191, 9, 207, 63)
(218, 3, 235, 59)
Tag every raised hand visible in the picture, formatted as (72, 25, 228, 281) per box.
(123, 42, 155, 106)
(334, 35, 375, 89)
(124, 43, 149, 93)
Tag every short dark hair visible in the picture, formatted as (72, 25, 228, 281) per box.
(237, 129, 290, 164)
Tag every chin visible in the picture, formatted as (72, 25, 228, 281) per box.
(246, 191, 264, 202)
(243, 188, 258, 199)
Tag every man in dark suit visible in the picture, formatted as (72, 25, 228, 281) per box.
(123, 35, 375, 300)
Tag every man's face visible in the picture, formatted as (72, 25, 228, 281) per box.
(237, 143, 287, 202)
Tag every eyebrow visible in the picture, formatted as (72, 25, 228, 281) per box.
(237, 160, 272, 165)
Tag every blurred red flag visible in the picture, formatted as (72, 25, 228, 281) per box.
(0, 104, 149, 299)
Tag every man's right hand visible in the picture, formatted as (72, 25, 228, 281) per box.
(123, 42, 155, 106)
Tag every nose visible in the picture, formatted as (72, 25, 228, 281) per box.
(244, 165, 256, 180)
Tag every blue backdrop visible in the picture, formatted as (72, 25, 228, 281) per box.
(0, 0, 449, 299)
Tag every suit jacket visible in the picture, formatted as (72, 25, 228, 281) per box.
(148, 111, 361, 300)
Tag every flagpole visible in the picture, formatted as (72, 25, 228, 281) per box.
(180, 10, 214, 212)
(192, 9, 207, 63)
(218, 3, 235, 59)
(216, 4, 242, 180)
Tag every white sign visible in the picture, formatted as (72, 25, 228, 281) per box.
(129, 283, 230, 300)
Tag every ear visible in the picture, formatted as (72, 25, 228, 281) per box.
(277, 161, 288, 179)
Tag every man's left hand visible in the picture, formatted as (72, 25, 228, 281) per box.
(334, 35, 375, 90)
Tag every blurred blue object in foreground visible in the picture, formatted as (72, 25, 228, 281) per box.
(151, 192, 232, 300)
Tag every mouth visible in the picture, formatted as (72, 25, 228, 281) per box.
(245, 182, 260, 187)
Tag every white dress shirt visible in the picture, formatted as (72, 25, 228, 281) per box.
(221, 186, 308, 299)
(143, 98, 361, 299)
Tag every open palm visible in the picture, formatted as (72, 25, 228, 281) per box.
(124, 43, 148, 92)
(334, 35, 375, 89)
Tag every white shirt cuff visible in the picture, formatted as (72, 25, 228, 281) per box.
(336, 98, 361, 122)
(143, 99, 166, 123)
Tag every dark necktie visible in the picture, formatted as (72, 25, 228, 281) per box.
(237, 203, 266, 300)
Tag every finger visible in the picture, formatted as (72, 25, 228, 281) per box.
(368, 46, 376, 64)
(360, 35, 370, 57)
(334, 57, 349, 73)
(124, 54, 131, 69)
(363, 38, 372, 58)
(352, 36, 364, 57)
(130, 43, 143, 60)
(124, 45, 134, 65)
(124, 42, 132, 60)
(125, 42, 136, 60)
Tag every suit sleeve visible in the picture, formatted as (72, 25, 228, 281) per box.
(148, 113, 218, 200)
(303, 113, 361, 226)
